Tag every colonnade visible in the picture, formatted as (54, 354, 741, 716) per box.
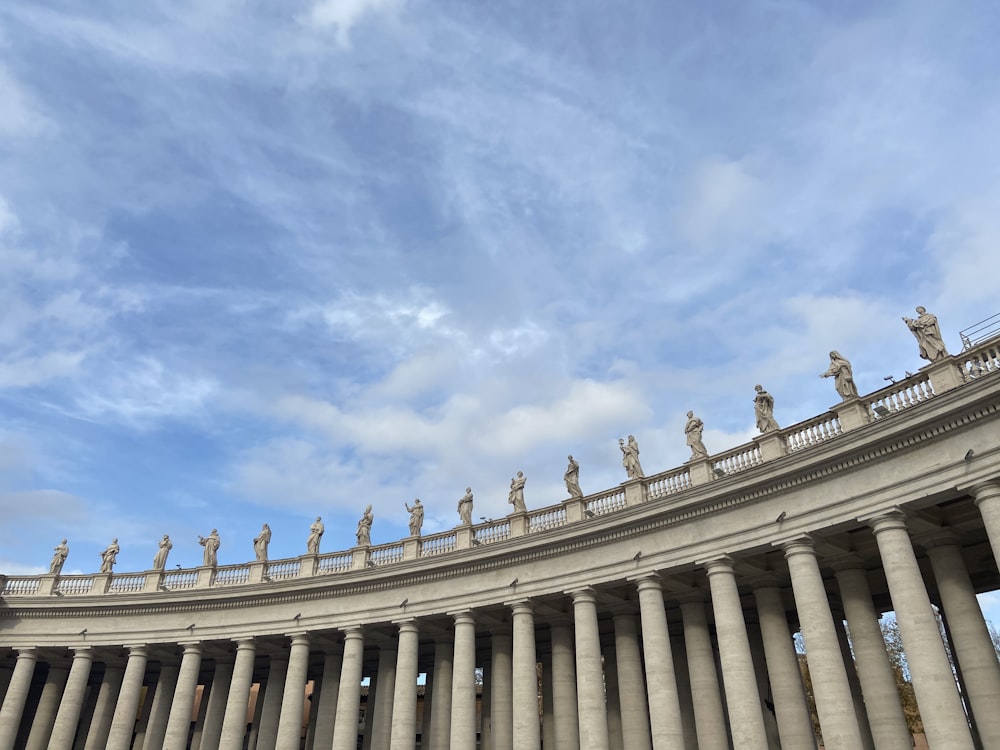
(3, 482, 1000, 749)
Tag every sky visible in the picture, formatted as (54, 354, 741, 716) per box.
(2, 0, 1000, 619)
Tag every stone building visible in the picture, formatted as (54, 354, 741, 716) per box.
(1, 335, 999, 749)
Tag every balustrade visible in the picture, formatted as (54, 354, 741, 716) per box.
(586, 488, 627, 517)
(785, 412, 842, 453)
(528, 506, 567, 533)
(54, 576, 94, 595)
(317, 552, 353, 573)
(959, 339, 1000, 381)
(867, 374, 934, 419)
(646, 467, 691, 499)
(475, 520, 510, 545)
(419, 533, 457, 557)
(213, 565, 251, 587)
(712, 443, 763, 477)
(107, 575, 146, 594)
(266, 559, 301, 581)
(370, 543, 404, 566)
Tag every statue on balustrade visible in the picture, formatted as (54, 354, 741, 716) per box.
(903, 306, 948, 361)
(620, 435, 644, 479)
(99, 538, 120, 573)
(685, 411, 709, 459)
(754, 385, 779, 433)
(253, 524, 271, 561)
(357, 505, 374, 546)
(49, 539, 69, 575)
(457, 487, 474, 525)
(405, 499, 424, 536)
(198, 529, 221, 567)
(508, 471, 527, 513)
(820, 351, 859, 400)
(564, 455, 583, 498)
(153, 534, 172, 570)
(307, 517, 324, 554)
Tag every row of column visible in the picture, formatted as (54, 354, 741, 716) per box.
(3, 481, 1000, 749)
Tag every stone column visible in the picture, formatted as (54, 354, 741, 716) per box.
(703, 557, 768, 749)
(163, 643, 202, 750)
(219, 638, 257, 750)
(332, 627, 365, 750)
(782, 539, 864, 750)
(199, 659, 234, 750)
(924, 536, 1000, 749)
(540, 652, 555, 750)
(83, 660, 124, 750)
(549, 620, 580, 750)
(612, 609, 653, 749)
(257, 658, 288, 749)
(312, 645, 343, 750)
(389, 620, 420, 750)
(974, 482, 1000, 570)
(511, 600, 541, 750)
(450, 611, 477, 749)
(678, 598, 728, 750)
(277, 634, 311, 750)
(141, 661, 179, 750)
(107, 645, 148, 750)
(489, 629, 513, 750)
(428, 638, 453, 750)
(369, 645, 397, 750)
(602, 643, 624, 750)
(833, 616, 875, 750)
(868, 512, 974, 750)
(0, 648, 37, 750)
(832, 565, 910, 750)
(634, 575, 686, 749)
(49, 648, 95, 750)
(25, 662, 68, 750)
(570, 589, 609, 750)
(752, 584, 816, 750)
(669, 622, 699, 748)
(480, 653, 493, 750)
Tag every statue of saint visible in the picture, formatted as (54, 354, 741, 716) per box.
(820, 351, 859, 400)
(457, 487, 474, 525)
(198, 529, 221, 567)
(508, 471, 527, 513)
(620, 435, 644, 479)
(754, 385, 779, 433)
(49, 539, 69, 576)
(153, 535, 172, 570)
(253, 524, 271, 561)
(685, 411, 709, 459)
(564, 455, 583, 498)
(99, 538, 120, 573)
(307, 517, 324, 554)
(356, 505, 374, 546)
(405, 499, 424, 536)
(903, 306, 948, 361)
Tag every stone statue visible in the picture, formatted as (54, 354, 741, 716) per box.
(49, 539, 69, 576)
(457, 487, 474, 525)
(903, 306, 948, 361)
(405, 499, 424, 536)
(684, 411, 709, 459)
(307, 517, 324, 554)
(99, 538, 120, 574)
(153, 534, 172, 570)
(356, 505, 374, 546)
(253, 523, 271, 561)
(620, 435, 644, 479)
(820, 351, 859, 400)
(564, 455, 583, 499)
(198, 529, 221, 567)
(754, 385, 779, 433)
(508, 471, 527, 513)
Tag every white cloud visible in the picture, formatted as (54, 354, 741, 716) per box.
(0, 64, 52, 137)
(0, 350, 86, 388)
(303, 0, 405, 47)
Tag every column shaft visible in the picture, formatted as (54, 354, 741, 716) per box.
(25, 663, 68, 750)
(870, 513, 974, 750)
(83, 662, 124, 750)
(312, 646, 343, 750)
(49, 649, 94, 750)
(371, 648, 397, 750)
(450, 612, 477, 749)
(511, 601, 541, 750)
(277, 634, 311, 750)
(603, 643, 624, 750)
(613, 611, 652, 749)
(107, 646, 149, 750)
(389, 621, 420, 750)
(332, 627, 365, 750)
(974, 482, 1000, 572)
(635, 575, 686, 749)
(0, 649, 38, 750)
(428, 639, 453, 750)
(219, 638, 257, 750)
(490, 631, 513, 750)
(783, 540, 864, 750)
(163, 644, 202, 750)
(257, 661, 288, 749)
(570, 589, 609, 750)
(199, 661, 234, 750)
(704, 558, 769, 749)
(549, 621, 580, 750)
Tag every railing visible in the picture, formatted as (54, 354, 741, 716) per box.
(867, 374, 934, 420)
(959, 337, 1000, 381)
(712, 443, 763, 477)
(317, 552, 353, 574)
(370, 544, 404, 567)
(266, 559, 301, 581)
(163, 570, 198, 590)
(108, 575, 146, 594)
(475, 520, 510, 546)
(2, 578, 40, 596)
(785, 412, 842, 453)
(55, 576, 95, 595)
(586, 488, 627, 517)
(214, 565, 251, 587)
(646, 467, 691, 499)
(419, 533, 457, 557)
(528, 506, 567, 533)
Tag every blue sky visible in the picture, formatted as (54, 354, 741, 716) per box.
(2, 0, 999, 618)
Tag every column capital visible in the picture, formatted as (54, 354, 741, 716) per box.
(567, 586, 599, 605)
(827, 554, 867, 574)
(15, 647, 37, 660)
(780, 536, 818, 558)
(286, 632, 310, 646)
(631, 572, 663, 592)
(69, 645, 94, 658)
(701, 555, 737, 575)
(395, 619, 419, 634)
(912, 529, 961, 551)
(232, 636, 256, 650)
(864, 508, 909, 534)
(508, 598, 534, 615)
(971, 480, 1000, 504)
(125, 644, 149, 657)
(340, 625, 364, 642)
